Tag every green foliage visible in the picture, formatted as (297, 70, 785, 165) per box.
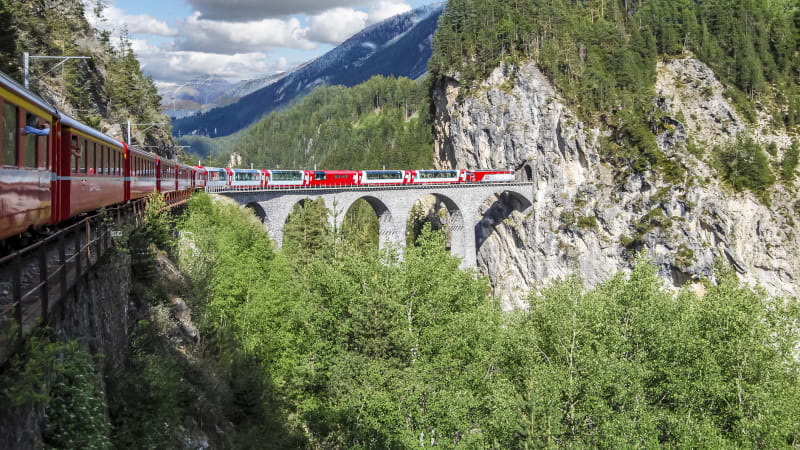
(43, 341, 111, 450)
(283, 198, 333, 263)
(127, 193, 173, 304)
(0, 0, 17, 74)
(675, 243, 696, 269)
(781, 139, 799, 182)
(1, 333, 62, 408)
(107, 318, 196, 449)
(577, 215, 598, 230)
(0, 335, 111, 449)
(174, 195, 800, 448)
(715, 137, 775, 194)
(340, 199, 380, 251)
(510, 257, 800, 448)
(211, 75, 433, 170)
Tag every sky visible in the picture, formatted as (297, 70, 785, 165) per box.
(86, 0, 437, 89)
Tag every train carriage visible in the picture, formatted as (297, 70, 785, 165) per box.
(203, 166, 228, 189)
(308, 170, 358, 187)
(266, 169, 307, 187)
(0, 71, 57, 240)
(227, 168, 263, 189)
(470, 169, 515, 183)
(192, 166, 207, 190)
(127, 146, 157, 199)
(61, 114, 126, 220)
(359, 170, 406, 185)
(157, 157, 177, 193)
(177, 164, 193, 191)
(411, 169, 465, 184)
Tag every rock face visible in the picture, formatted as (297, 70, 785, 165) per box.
(432, 58, 800, 310)
(0, 250, 133, 450)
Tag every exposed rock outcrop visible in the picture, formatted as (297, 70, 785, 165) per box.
(433, 58, 800, 310)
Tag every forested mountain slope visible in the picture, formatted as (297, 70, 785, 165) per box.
(219, 75, 433, 170)
(171, 3, 444, 138)
(0, 0, 173, 152)
(428, 0, 800, 306)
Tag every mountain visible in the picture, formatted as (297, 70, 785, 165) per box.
(171, 3, 445, 138)
(158, 75, 234, 119)
(213, 73, 286, 106)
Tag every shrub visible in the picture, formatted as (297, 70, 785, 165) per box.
(781, 140, 799, 182)
(715, 137, 775, 193)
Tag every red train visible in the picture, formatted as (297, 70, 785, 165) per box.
(0, 71, 201, 242)
(1, 69, 518, 243)
(210, 168, 516, 190)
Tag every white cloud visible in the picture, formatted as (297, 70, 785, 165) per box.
(186, 0, 373, 21)
(175, 12, 317, 54)
(88, 3, 177, 37)
(85, 0, 416, 85)
(306, 8, 369, 44)
(367, 1, 412, 25)
(131, 39, 284, 83)
(305, 1, 411, 45)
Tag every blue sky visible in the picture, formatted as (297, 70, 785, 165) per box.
(89, 0, 439, 87)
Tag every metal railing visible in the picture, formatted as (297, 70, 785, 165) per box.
(0, 189, 194, 363)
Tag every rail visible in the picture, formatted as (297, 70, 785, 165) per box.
(0, 188, 194, 363)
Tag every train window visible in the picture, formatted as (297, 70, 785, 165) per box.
(80, 140, 87, 174)
(23, 113, 36, 168)
(71, 137, 78, 173)
(98, 145, 103, 174)
(90, 143, 97, 175)
(271, 170, 302, 181)
(37, 133, 47, 169)
(2, 102, 17, 166)
(104, 147, 109, 175)
(365, 171, 402, 180)
(24, 126, 36, 168)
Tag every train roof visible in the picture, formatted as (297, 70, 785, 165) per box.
(127, 145, 158, 160)
(60, 113, 125, 150)
(0, 71, 58, 118)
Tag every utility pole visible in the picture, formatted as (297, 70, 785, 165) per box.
(23, 52, 92, 89)
(126, 121, 167, 145)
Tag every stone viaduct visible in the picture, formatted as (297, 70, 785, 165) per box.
(218, 183, 534, 268)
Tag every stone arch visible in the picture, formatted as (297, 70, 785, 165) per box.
(475, 190, 534, 254)
(407, 192, 466, 258)
(357, 195, 392, 224)
(244, 202, 267, 223)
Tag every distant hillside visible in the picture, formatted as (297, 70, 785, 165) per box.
(220, 75, 433, 171)
(172, 3, 444, 138)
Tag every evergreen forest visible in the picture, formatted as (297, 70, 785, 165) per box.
(429, 0, 800, 181)
(193, 75, 434, 171)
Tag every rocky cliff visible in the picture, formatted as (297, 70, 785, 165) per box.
(433, 58, 800, 309)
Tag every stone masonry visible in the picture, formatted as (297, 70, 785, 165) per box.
(220, 183, 534, 269)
